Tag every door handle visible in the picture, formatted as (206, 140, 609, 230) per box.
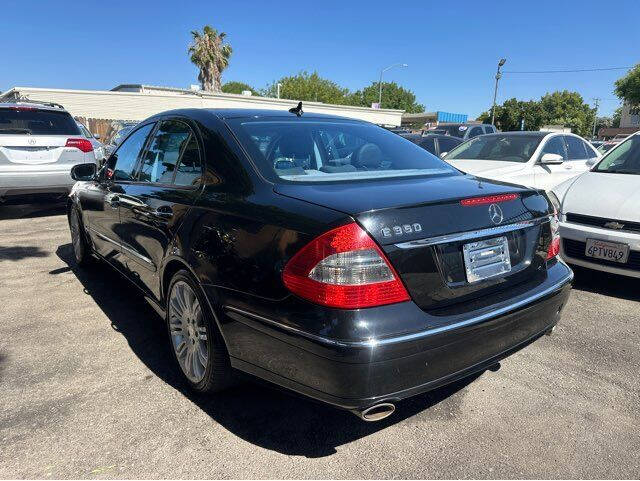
(153, 206, 173, 219)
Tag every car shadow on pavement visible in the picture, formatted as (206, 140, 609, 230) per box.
(0, 200, 67, 220)
(55, 242, 482, 458)
(570, 265, 640, 302)
(0, 245, 50, 261)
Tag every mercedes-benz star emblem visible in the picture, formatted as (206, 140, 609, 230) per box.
(488, 203, 504, 225)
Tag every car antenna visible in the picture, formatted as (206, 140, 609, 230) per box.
(288, 102, 303, 117)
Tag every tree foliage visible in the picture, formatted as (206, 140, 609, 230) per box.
(349, 82, 425, 113)
(478, 90, 595, 137)
(221, 81, 258, 96)
(614, 64, 640, 106)
(262, 71, 351, 104)
(188, 25, 232, 92)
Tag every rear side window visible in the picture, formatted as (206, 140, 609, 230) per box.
(0, 108, 80, 135)
(564, 136, 588, 160)
(137, 120, 202, 186)
(583, 141, 598, 158)
(417, 137, 436, 154)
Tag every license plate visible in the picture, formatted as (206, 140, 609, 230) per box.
(585, 238, 629, 263)
(463, 236, 511, 283)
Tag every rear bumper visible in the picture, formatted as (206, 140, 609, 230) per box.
(212, 261, 573, 410)
(0, 168, 74, 197)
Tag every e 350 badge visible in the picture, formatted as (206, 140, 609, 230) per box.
(381, 223, 422, 238)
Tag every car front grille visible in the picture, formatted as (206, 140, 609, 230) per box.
(562, 238, 640, 271)
(565, 213, 640, 234)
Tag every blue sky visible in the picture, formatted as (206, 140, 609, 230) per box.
(1, 0, 638, 117)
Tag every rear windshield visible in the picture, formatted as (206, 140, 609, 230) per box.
(228, 119, 458, 183)
(446, 134, 544, 163)
(0, 108, 80, 135)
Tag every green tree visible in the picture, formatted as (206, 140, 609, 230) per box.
(539, 90, 595, 137)
(478, 98, 545, 131)
(188, 25, 232, 92)
(614, 64, 640, 106)
(350, 82, 425, 112)
(263, 71, 351, 104)
(222, 81, 258, 96)
(612, 106, 622, 128)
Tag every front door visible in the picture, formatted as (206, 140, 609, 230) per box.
(117, 119, 204, 301)
(532, 135, 573, 190)
(81, 123, 155, 266)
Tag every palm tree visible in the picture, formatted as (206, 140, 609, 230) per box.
(188, 25, 232, 93)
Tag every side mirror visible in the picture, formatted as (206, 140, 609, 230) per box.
(93, 133, 101, 140)
(70, 163, 97, 181)
(539, 153, 564, 164)
(586, 157, 598, 167)
(439, 152, 448, 159)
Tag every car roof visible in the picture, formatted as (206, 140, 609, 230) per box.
(479, 131, 548, 138)
(144, 108, 368, 124)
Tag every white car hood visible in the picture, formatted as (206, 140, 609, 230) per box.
(560, 171, 640, 222)
(446, 159, 526, 178)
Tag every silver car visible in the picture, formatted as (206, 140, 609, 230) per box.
(0, 102, 97, 201)
(76, 121, 106, 164)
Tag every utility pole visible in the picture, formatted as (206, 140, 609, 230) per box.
(491, 58, 507, 126)
(591, 97, 601, 139)
(277, 83, 282, 99)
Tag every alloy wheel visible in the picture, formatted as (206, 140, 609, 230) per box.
(168, 280, 209, 383)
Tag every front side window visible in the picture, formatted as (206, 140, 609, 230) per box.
(539, 136, 567, 160)
(467, 127, 484, 138)
(446, 134, 544, 163)
(108, 123, 154, 181)
(564, 136, 588, 160)
(583, 141, 598, 158)
(416, 137, 435, 154)
(0, 108, 79, 135)
(227, 119, 457, 183)
(594, 135, 640, 175)
(483, 125, 495, 134)
(438, 137, 460, 154)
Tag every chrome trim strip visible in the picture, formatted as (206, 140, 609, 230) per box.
(90, 227, 154, 266)
(394, 216, 549, 249)
(224, 267, 573, 349)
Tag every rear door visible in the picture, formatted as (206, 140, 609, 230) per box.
(117, 118, 205, 300)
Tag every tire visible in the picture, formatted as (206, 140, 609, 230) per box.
(166, 269, 233, 393)
(69, 206, 92, 266)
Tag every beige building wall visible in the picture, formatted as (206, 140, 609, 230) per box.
(1, 86, 403, 126)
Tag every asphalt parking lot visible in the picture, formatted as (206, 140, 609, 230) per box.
(1, 202, 639, 479)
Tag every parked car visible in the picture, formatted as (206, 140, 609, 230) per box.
(427, 123, 497, 140)
(589, 140, 604, 150)
(67, 108, 572, 421)
(553, 132, 640, 278)
(76, 121, 105, 163)
(0, 101, 97, 202)
(104, 122, 138, 157)
(401, 133, 463, 157)
(443, 131, 600, 191)
(598, 139, 623, 155)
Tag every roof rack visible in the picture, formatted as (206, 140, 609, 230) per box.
(3, 94, 65, 110)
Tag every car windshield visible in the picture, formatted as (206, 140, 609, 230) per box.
(0, 108, 79, 135)
(445, 134, 543, 163)
(228, 119, 458, 183)
(594, 135, 640, 175)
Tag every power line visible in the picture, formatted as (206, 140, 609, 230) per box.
(504, 66, 632, 74)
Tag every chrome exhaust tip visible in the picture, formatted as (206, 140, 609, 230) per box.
(352, 402, 396, 422)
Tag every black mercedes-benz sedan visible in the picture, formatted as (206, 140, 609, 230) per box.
(67, 107, 572, 421)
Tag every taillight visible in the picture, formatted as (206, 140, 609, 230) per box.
(547, 209, 560, 260)
(282, 222, 410, 309)
(66, 138, 93, 153)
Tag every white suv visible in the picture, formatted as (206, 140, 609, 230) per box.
(0, 102, 97, 202)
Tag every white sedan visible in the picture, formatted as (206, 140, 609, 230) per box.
(552, 132, 640, 278)
(444, 131, 600, 191)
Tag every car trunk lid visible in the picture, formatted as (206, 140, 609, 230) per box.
(275, 174, 553, 312)
(0, 135, 83, 166)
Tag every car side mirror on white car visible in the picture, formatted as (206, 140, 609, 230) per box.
(539, 153, 564, 164)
